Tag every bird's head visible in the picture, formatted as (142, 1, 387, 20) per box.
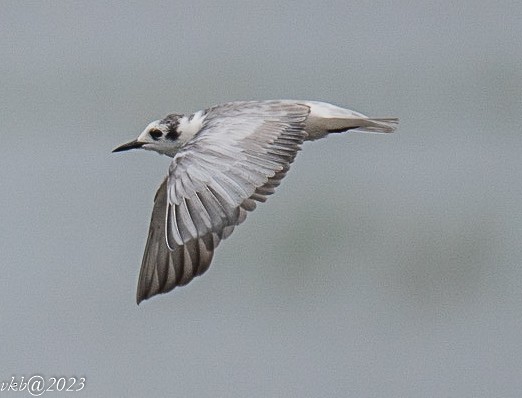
(112, 114, 183, 157)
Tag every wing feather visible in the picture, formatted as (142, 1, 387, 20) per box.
(137, 101, 310, 303)
(166, 101, 309, 247)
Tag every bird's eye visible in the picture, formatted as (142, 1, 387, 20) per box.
(149, 129, 162, 140)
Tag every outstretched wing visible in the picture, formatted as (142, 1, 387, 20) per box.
(137, 101, 310, 303)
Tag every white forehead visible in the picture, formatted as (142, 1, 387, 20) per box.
(137, 120, 162, 141)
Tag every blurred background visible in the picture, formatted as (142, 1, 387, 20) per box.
(1, 1, 521, 397)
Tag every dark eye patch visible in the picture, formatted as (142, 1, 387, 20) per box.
(149, 129, 162, 140)
(165, 127, 179, 140)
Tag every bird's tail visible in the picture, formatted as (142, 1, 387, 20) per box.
(349, 117, 399, 134)
(302, 101, 399, 140)
(317, 116, 398, 139)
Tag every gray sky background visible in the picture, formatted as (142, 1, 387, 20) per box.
(1, 1, 521, 397)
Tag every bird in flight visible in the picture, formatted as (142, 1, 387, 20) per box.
(113, 100, 398, 304)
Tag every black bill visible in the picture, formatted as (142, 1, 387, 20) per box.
(112, 139, 144, 153)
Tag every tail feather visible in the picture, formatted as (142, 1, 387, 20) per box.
(302, 101, 399, 140)
(352, 117, 399, 134)
(322, 116, 399, 135)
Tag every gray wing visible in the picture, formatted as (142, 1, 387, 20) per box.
(136, 177, 223, 304)
(137, 101, 310, 303)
